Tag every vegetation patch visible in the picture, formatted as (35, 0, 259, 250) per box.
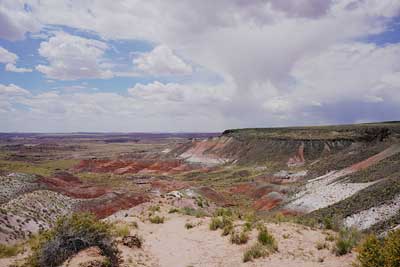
(149, 215, 165, 224)
(243, 243, 268, 262)
(356, 229, 400, 267)
(25, 212, 120, 267)
(230, 230, 249, 245)
(257, 225, 278, 251)
(333, 227, 361, 256)
(0, 243, 23, 259)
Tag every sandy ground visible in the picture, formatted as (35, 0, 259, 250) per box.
(106, 200, 355, 267)
(2, 198, 356, 267)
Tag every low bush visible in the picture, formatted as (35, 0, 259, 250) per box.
(334, 227, 361, 256)
(185, 223, 194, 229)
(180, 207, 207, 218)
(316, 241, 329, 250)
(168, 208, 179, 214)
(149, 215, 165, 224)
(112, 224, 130, 238)
(230, 230, 249, 245)
(356, 229, 400, 267)
(257, 226, 277, 251)
(25, 212, 120, 267)
(243, 243, 267, 262)
(148, 205, 160, 213)
(214, 208, 233, 217)
(383, 229, 400, 267)
(356, 234, 384, 267)
(209, 216, 233, 231)
(209, 217, 223, 230)
(0, 243, 22, 259)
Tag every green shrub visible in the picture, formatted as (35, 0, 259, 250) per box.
(383, 229, 400, 267)
(185, 223, 194, 229)
(230, 230, 249, 245)
(209, 216, 233, 231)
(214, 208, 233, 217)
(222, 223, 234, 236)
(334, 227, 361, 256)
(112, 223, 130, 238)
(257, 226, 277, 251)
(180, 207, 207, 218)
(243, 243, 267, 262)
(356, 234, 384, 267)
(0, 243, 22, 259)
(149, 215, 165, 224)
(209, 217, 223, 231)
(26, 212, 120, 267)
(356, 229, 400, 267)
(316, 241, 329, 250)
(148, 205, 160, 213)
(168, 208, 179, 214)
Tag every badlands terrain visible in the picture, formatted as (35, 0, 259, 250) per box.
(1, 122, 400, 266)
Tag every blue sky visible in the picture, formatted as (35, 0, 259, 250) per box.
(1, 1, 400, 132)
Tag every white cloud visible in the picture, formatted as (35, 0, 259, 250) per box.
(0, 46, 17, 64)
(5, 63, 32, 73)
(0, 83, 30, 95)
(1, 1, 400, 130)
(0, 2, 40, 41)
(35, 32, 113, 80)
(0, 46, 33, 72)
(133, 45, 192, 76)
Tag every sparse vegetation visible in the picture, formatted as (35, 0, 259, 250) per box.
(168, 208, 179, 213)
(25, 212, 120, 267)
(112, 223, 130, 238)
(149, 215, 165, 224)
(230, 229, 249, 245)
(0, 243, 23, 259)
(257, 226, 278, 251)
(185, 222, 194, 229)
(148, 205, 161, 213)
(316, 241, 329, 250)
(334, 227, 361, 256)
(356, 229, 400, 267)
(243, 243, 268, 262)
(179, 207, 207, 218)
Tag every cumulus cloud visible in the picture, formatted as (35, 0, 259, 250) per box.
(1, 81, 233, 132)
(36, 32, 113, 80)
(133, 45, 192, 76)
(5, 63, 32, 73)
(0, 46, 17, 64)
(2, 1, 400, 130)
(0, 1, 40, 40)
(0, 46, 32, 72)
(0, 83, 30, 95)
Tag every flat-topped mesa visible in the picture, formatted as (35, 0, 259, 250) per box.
(175, 122, 400, 166)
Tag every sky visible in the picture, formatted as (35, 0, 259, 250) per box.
(1, 0, 400, 132)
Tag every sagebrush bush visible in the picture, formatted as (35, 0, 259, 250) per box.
(383, 229, 400, 267)
(356, 234, 384, 267)
(230, 230, 249, 245)
(334, 227, 361, 256)
(243, 243, 267, 262)
(25, 212, 120, 267)
(112, 223, 130, 238)
(209, 216, 233, 231)
(149, 215, 165, 224)
(0, 243, 22, 259)
(257, 226, 277, 251)
(185, 222, 194, 229)
(209, 217, 223, 230)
